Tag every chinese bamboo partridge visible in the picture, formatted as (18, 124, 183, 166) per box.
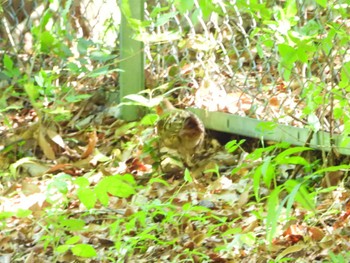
(156, 99, 205, 165)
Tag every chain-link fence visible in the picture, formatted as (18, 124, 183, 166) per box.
(1, 0, 119, 50)
(1, 0, 350, 136)
(144, 1, 350, 137)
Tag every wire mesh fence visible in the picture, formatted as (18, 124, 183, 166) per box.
(1, 0, 119, 51)
(144, 0, 350, 137)
(1, 0, 350, 137)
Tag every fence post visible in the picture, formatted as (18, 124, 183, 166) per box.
(119, 0, 145, 121)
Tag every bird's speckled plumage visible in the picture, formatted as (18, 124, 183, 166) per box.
(156, 99, 205, 165)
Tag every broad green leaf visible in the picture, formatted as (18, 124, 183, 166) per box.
(66, 236, 80, 245)
(60, 219, 85, 231)
(3, 54, 13, 70)
(141, 113, 159, 126)
(56, 245, 70, 253)
(24, 82, 40, 102)
(274, 147, 311, 162)
(199, 0, 217, 19)
(255, 121, 277, 134)
(95, 174, 136, 206)
(0, 211, 14, 220)
(285, 0, 297, 18)
(77, 188, 97, 209)
(71, 244, 97, 258)
(40, 31, 56, 53)
(225, 139, 245, 153)
(74, 177, 90, 188)
(284, 179, 315, 211)
(315, 0, 327, 8)
(278, 44, 297, 62)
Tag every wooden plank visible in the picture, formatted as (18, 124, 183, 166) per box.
(189, 108, 350, 155)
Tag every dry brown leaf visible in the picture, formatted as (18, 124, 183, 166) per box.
(21, 180, 41, 196)
(237, 188, 250, 208)
(37, 128, 55, 160)
(81, 130, 97, 159)
(46, 163, 74, 174)
(269, 97, 280, 107)
(308, 226, 325, 241)
(24, 251, 35, 263)
(275, 244, 307, 261)
(46, 128, 66, 149)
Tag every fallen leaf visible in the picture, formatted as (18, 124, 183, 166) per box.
(37, 127, 55, 160)
(81, 131, 97, 159)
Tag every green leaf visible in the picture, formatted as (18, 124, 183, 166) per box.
(87, 66, 110, 78)
(74, 177, 90, 188)
(198, 0, 217, 19)
(95, 174, 136, 206)
(261, 157, 275, 188)
(16, 209, 32, 218)
(3, 54, 13, 70)
(0, 211, 14, 220)
(174, 0, 194, 14)
(56, 244, 70, 253)
(66, 236, 81, 245)
(255, 121, 278, 133)
(77, 38, 93, 56)
(24, 82, 40, 103)
(71, 244, 97, 258)
(47, 176, 69, 195)
(184, 168, 193, 183)
(240, 232, 256, 246)
(277, 156, 309, 166)
(285, 181, 301, 217)
(90, 50, 117, 62)
(278, 44, 297, 62)
(60, 219, 85, 231)
(312, 165, 350, 175)
(253, 166, 262, 201)
(266, 186, 283, 243)
(339, 62, 350, 88)
(274, 147, 311, 163)
(155, 12, 178, 27)
(315, 0, 327, 8)
(77, 188, 97, 209)
(40, 9, 52, 29)
(284, 179, 315, 211)
(140, 113, 159, 126)
(285, 0, 297, 18)
(40, 31, 56, 53)
(225, 139, 245, 153)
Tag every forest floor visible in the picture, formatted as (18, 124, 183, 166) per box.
(1, 89, 350, 263)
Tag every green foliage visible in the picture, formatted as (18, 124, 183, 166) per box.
(225, 139, 246, 153)
(57, 237, 97, 258)
(95, 174, 137, 206)
(2, 1, 350, 261)
(327, 251, 350, 263)
(233, 142, 316, 243)
(247, 143, 311, 202)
